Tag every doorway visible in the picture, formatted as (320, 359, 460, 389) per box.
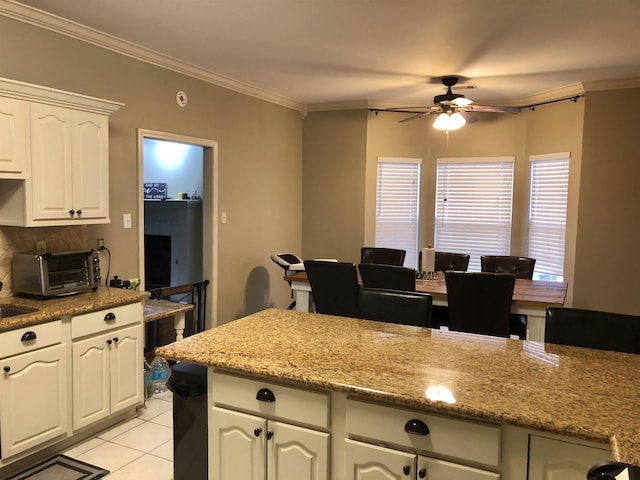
(137, 129, 219, 328)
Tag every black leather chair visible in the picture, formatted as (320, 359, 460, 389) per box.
(444, 271, 516, 338)
(480, 255, 536, 279)
(545, 307, 640, 353)
(480, 255, 536, 339)
(435, 252, 471, 272)
(360, 247, 406, 266)
(358, 263, 416, 291)
(357, 288, 432, 327)
(303, 260, 359, 317)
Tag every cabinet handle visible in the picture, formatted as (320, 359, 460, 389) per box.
(254, 428, 262, 437)
(113, 337, 119, 343)
(21, 331, 37, 342)
(106, 339, 112, 345)
(256, 388, 276, 403)
(266, 431, 273, 440)
(403, 465, 411, 476)
(76, 209, 82, 216)
(69, 209, 75, 215)
(104, 312, 116, 322)
(418, 468, 427, 478)
(3, 366, 10, 373)
(404, 419, 430, 436)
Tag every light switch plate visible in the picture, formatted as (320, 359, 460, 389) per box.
(123, 213, 132, 229)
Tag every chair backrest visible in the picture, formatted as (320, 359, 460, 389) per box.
(303, 260, 359, 317)
(360, 247, 406, 266)
(480, 255, 536, 279)
(435, 252, 470, 272)
(358, 263, 416, 291)
(545, 307, 640, 353)
(357, 287, 432, 327)
(444, 271, 516, 338)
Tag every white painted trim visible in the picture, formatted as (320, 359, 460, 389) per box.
(529, 152, 571, 162)
(436, 156, 515, 164)
(1, 0, 303, 112)
(377, 156, 422, 164)
(137, 128, 219, 328)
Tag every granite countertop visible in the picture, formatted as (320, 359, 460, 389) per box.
(0, 287, 149, 332)
(156, 308, 640, 465)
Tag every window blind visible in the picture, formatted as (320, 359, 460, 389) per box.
(527, 153, 570, 281)
(375, 158, 421, 268)
(435, 157, 514, 272)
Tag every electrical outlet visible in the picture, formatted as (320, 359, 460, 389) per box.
(35, 241, 47, 254)
(97, 238, 105, 250)
(221, 211, 227, 224)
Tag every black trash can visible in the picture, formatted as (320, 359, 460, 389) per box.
(167, 362, 208, 480)
(587, 461, 640, 479)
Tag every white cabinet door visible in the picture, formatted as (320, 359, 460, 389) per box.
(420, 456, 500, 480)
(211, 407, 266, 480)
(345, 439, 416, 480)
(72, 332, 110, 429)
(109, 324, 143, 414)
(0, 344, 68, 458)
(71, 110, 109, 220)
(0, 97, 28, 174)
(268, 420, 329, 480)
(73, 323, 143, 430)
(528, 435, 611, 480)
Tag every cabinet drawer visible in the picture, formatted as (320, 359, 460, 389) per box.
(71, 302, 141, 339)
(346, 399, 501, 467)
(210, 371, 330, 428)
(0, 320, 63, 359)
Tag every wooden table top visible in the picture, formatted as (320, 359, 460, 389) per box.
(285, 271, 567, 308)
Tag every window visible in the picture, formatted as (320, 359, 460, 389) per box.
(527, 153, 570, 282)
(435, 157, 515, 271)
(375, 157, 421, 268)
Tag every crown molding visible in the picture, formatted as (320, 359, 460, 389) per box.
(581, 76, 640, 93)
(1, 0, 305, 112)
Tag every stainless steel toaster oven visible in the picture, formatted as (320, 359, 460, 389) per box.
(12, 249, 101, 297)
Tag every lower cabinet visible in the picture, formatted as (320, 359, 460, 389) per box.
(211, 407, 329, 480)
(0, 343, 68, 458)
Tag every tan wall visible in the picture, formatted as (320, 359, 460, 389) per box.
(302, 110, 367, 263)
(0, 16, 303, 324)
(574, 88, 640, 314)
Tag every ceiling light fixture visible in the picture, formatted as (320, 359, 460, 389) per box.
(433, 111, 466, 131)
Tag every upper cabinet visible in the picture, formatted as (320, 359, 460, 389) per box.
(0, 77, 122, 227)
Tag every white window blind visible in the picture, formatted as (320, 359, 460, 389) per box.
(527, 153, 570, 281)
(435, 157, 515, 272)
(375, 158, 421, 268)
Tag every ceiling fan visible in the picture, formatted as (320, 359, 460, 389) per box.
(375, 76, 521, 130)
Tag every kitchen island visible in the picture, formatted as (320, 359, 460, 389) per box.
(156, 308, 640, 479)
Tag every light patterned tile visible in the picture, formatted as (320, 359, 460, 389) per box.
(149, 409, 173, 428)
(110, 421, 173, 452)
(106, 453, 173, 480)
(150, 438, 173, 461)
(63, 437, 106, 458)
(75, 441, 144, 473)
(137, 397, 173, 421)
(97, 418, 145, 441)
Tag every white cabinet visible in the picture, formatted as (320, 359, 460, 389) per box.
(209, 372, 330, 480)
(528, 434, 611, 480)
(72, 303, 144, 430)
(0, 321, 68, 459)
(0, 77, 122, 226)
(0, 96, 29, 175)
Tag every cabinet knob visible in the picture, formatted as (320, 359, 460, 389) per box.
(404, 419, 430, 436)
(104, 312, 116, 322)
(254, 428, 262, 437)
(113, 337, 119, 343)
(3, 366, 10, 373)
(69, 209, 75, 215)
(21, 331, 37, 342)
(403, 465, 411, 476)
(418, 468, 427, 478)
(76, 209, 82, 215)
(256, 388, 276, 403)
(266, 431, 274, 440)
(106, 339, 112, 345)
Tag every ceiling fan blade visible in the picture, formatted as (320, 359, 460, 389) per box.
(458, 111, 477, 124)
(398, 113, 425, 123)
(468, 105, 521, 114)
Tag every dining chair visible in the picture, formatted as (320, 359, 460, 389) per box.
(357, 287, 432, 327)
(444, 271, 516, 338)
(480, 255, 536, 339)
(358, 263, 416, 291)
(303, 260, 359, 317)
(545, 307, 640, 353)
(360, 247, 406, 266)
(435, 252, 471, 272)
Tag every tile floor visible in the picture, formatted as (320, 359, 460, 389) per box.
(63, 392, 174, 479)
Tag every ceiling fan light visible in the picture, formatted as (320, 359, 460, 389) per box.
(433, 112, 466, 131)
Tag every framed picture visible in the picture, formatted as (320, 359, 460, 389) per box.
(144, 183, 168, 200)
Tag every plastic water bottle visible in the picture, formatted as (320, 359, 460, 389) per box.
(150, 356, 170, 394)
(143, 359, 153, 399)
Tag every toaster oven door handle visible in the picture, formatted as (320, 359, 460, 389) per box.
(104, 312, 116, 322)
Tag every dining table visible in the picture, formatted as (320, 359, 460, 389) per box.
(283, 271, 568, 342)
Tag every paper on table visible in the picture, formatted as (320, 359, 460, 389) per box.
(421, 246, 435, 272)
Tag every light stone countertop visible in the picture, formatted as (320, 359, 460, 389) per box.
(0, 287, 149, 332)
(155, 308, 640, 465)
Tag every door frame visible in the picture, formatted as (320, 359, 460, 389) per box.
(137, 128, 219, 328)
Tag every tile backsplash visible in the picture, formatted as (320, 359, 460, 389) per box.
(0, 226, 87, 297)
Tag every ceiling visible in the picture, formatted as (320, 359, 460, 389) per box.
(8, 0, 640, 111)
